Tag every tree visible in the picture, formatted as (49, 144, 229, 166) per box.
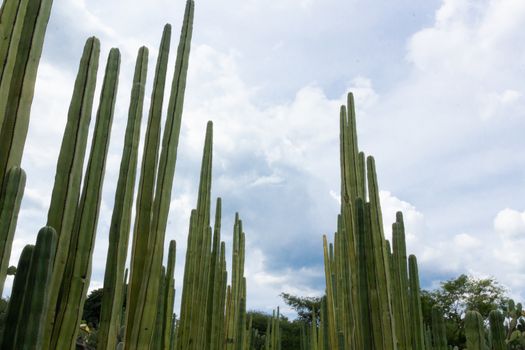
(421, 274, 509, 347)
(280, 292, 322, 325)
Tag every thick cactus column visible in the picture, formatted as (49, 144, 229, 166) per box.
(431, 306, 447, 350)
(42, 37, 100, 349)
(465, 310, 487, 350)
(0, 166, 25, 294)
(98, 46, 148, 350)
(50, 48, 120, 350)
(14, 227, 57, 350)
(488, 310, 506, 350)
(0, 244, 34, 349)
(0, 0, 53, 190)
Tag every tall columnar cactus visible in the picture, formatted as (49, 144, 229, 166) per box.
(163, 240, 177, 349)
(431, 306, 447, 350)
(408, 254, 425, 350)
(13, 226, 57, 350)
(465, 310, 488, 350)
(126, 2, 195, 346)
(42, 36, 100, 348)
(98, 46, 148, 350)
(50, 48, 120, 350)
(126, 24, 171, 336)
(0, 244, 34, 350)
(488, 310, 506, 350)
(0, 166, 25, 294)
(0, 0, 53, 190)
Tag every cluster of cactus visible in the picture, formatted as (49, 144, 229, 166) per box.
(313, 93, 426, 349)
(264, 308, 282, 350)
(0, 0, 259, 349)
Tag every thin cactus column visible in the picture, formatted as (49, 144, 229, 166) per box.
(50, 48, 120, 350)
(0, 0, 53, 190)
(163, 240, 177, 349)
(0, 166, 25, 294)
(98, 46, 148, 350)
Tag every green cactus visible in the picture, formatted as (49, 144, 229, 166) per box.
(126, 24, 171, 338)
(126, 2, 195, 346)
(465, 310, 488, 350)
(42, 36, 100, 348)
(431, 306, 447, 350)
(0, 244, 34, 349)
(0, 0, 53, 191)
(408, 255, 425, 350)
(50, 48, 120, 350)
(98, 45, 148, 350)
(15, 227, 57, 350)
(0, 166, 25, 295)
(488, 310, 506, 350)
(163, 240, 177, 349)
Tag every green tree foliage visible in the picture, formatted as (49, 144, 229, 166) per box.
(421, 274, 508, 347)
(280, 292, 322, 325)
(248, 310, 302, 350)
(83, 288, 103, 329)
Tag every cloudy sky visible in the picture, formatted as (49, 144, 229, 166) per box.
(6, 0, 525, 316)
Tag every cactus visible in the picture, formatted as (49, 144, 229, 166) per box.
(42, 37, 100, 348)
(488, 310, 506, 350)
(50, 48, 120, 350)
(465, 310, 488, 350)
(0, 166, 25, 294)
(431, 306, 447, 350)
(14, 227, 57, 350)
(0, 0, 53, 190)
(126, 2, 195, 346)
(0, 244, 34, 349)
(126, 24, 171, 337)
(98, 45, 148, 350)
(408, 255, 425, 349)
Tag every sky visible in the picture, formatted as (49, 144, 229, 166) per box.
(5, 0, 525, 317)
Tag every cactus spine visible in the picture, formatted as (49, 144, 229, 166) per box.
(0, 0, 53, 191)
(50, 48, 120, 350)
(0, 166, 25, 294)
(98, 46, 148, 350)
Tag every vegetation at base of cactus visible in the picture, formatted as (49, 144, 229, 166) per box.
(97, 45, 148, 350)
(0, 0, 53, 191)
(50, 47, 120, 350)
(42, 36, 101, 349)
(0, 166, 25, 295)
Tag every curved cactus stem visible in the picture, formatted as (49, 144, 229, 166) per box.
(0, 166, 25, 294)
(98, 46, 148, 350)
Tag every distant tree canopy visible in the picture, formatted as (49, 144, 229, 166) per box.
(280, 292, 322, 325)
(421, 274, 509, 347)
